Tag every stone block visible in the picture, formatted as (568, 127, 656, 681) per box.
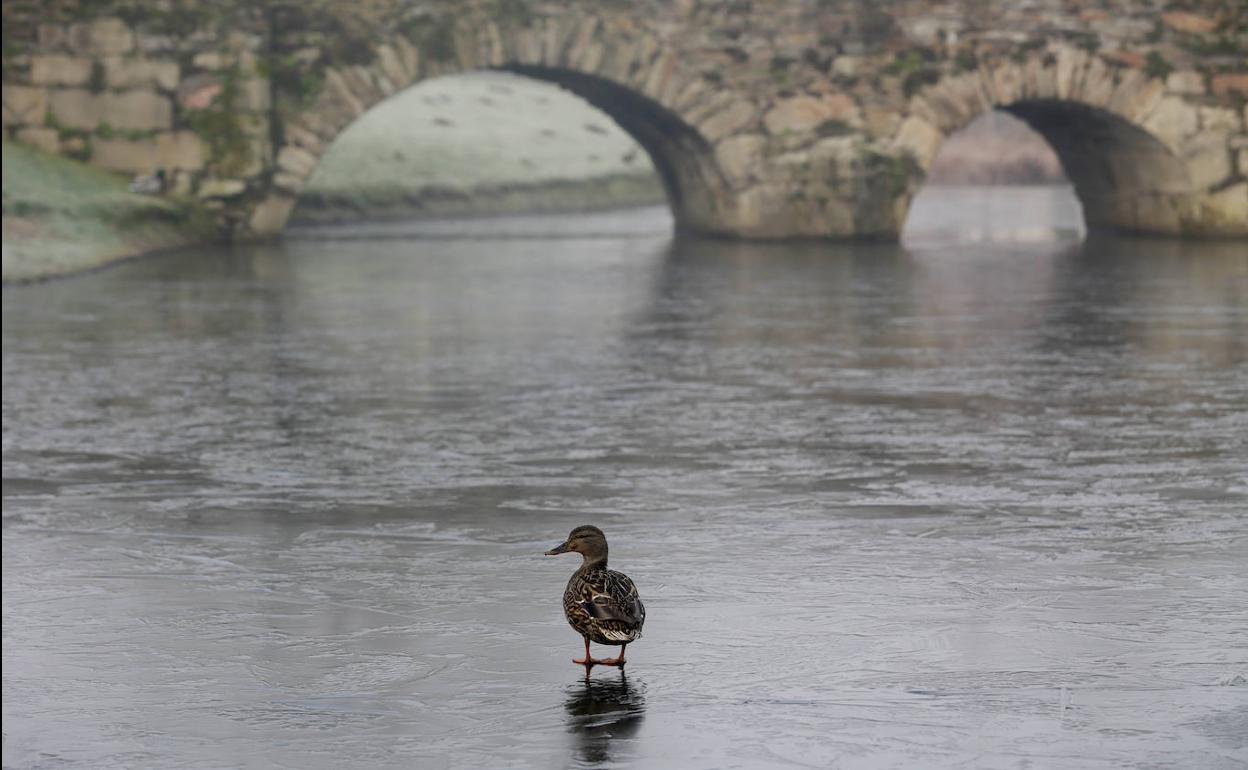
(1117, 77, 1164, 123)
(322, 69, 366, 119)
(376, 45, 409, 88)
(38, 24, 69, 50)
(273, 171, 306, 195)
(1055, 46, 1088, 100)
(58, 136, 88, 158)
(699, 99, 757, 141)
(1182, 136, 1233, 190)
(276, 144, 318, 176)
(169, 169, 195, 196)
(193, 52, 227, 70)
(893, 115, 943, 168)
(139, 35, 179, 55)
(831, 56, 862, 79)
(237, 78, 271, 112)
(862, 104, 900, 140)
(103, 57, 180, 90)
(1200, 106, 1242, 133)
(1166, 71, 1205, 95)
(715, 133, 766, 182)
(2, 85, 48, 127)
(68, 18, 134, 56)
(1141, 96, 1198, 149)
(1211, 74, 1248, 98)
(1080, 57, 1116, 107)
(48, 89, 172, 132)
(283, 122, 326, 154)
(1100, 50, 1145, 70)
(763, 94, 857, 135)
(248, 194, 297, 235)
(1198, 183, 1247, 234)
(92, 131, 207, 174)
(16, 127, 60, 153)
(30, 55, 94, 87)
(808, 136, 859, 177)
(641, 50, 677, 102)
(198, 178, 247, 198)
(1160, 11, 1217, 34)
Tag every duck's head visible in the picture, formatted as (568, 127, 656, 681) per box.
(545, 525, 608, 566)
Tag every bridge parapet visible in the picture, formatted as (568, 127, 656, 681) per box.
(3, 1, 1244, 239)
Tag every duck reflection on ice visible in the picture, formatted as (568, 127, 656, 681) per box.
(564, 671, 646, 767)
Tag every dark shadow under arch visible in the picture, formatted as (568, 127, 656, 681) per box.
(1003, 100, 1192, 233)
(503, 64, 729, 235)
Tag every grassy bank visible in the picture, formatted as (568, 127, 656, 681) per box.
(294, 72, 665, 224)
(292, 172, 664, 225)
(2, 142, 213, 283)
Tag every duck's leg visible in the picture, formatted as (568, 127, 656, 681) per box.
(598, 643, 627, 667)
(573, 637, 597, 667)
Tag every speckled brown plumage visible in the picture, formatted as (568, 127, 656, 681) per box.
(546, 525, 645, 667)
(562, 564, 645, 645)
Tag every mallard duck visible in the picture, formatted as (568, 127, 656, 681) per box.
(128, 168, 166, 195)
(545, 525, 645, 667)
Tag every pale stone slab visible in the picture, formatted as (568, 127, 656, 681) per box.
(276, 144, 318, 176)
(1198, 183, 1247, 234)
(1182, 136, 1233, 190)
(1199, 106, 1241, 133)
(248, 194, 298, 235)
(1166, 71, 1205, 95)
(92, 131, 206, 174)
(715, 133, 766, 182)
(103, 57, 180, 90)
(893, 115, 943, 168)
(198, 178, 247, 198)
(1161, 11, 1217, 34)
(2, 85, 48, 127)
(48, 89, 172, 131)
(273, 171, 306, 194)
(16, 126, 60, 153)
(68, 18, 134, 56)
(764, 94, 856, 135)
(30, 55, 94, 87)
(1142, 96, 1199, 150)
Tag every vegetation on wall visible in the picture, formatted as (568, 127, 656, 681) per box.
(183, 66, 252, 176)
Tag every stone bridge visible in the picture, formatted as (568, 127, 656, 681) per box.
(3, 1, 1246, 239)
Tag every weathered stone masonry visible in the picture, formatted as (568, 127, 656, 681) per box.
(3, 1, 1245, 240)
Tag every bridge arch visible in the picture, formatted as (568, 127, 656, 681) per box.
(248, 15, 736, 236)
(893, 48, 1245, 238)
(8, 5, 1243, 242)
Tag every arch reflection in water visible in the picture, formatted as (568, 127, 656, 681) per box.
(564, 672, 646, 767)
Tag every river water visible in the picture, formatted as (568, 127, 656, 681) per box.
(3, 200, 1247, 769)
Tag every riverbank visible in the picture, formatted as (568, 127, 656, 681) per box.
(2, 142, 213, 283)
(290, 172, 664, 226)
(292, 71, 665, 225)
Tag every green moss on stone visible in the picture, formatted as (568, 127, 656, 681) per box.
(1145, 51, 1173, 79)
(184, 66, 253, 176)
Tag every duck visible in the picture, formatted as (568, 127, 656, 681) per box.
(128, 168, 167, 195)
(545, 525, 645, 668)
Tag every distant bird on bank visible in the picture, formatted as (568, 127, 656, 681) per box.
(546, 525, 645, 668)
(128, 168, 166, 195)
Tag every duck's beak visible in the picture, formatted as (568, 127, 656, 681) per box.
(545, 541, 570, 556)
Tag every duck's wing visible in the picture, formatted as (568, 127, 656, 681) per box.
(578, 570, 644, 627)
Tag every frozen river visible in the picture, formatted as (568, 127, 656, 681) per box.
(4, 203, 1247, 768)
